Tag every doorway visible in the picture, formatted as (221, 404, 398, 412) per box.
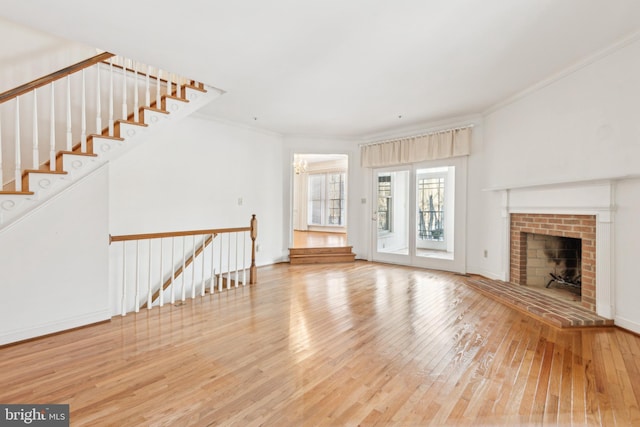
(292, 154, 349, 249)
(371, 157, 467, 273)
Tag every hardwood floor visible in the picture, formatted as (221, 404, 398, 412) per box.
(1, 261, 639, 426)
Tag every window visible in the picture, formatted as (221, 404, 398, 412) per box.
(327, 173, 345, 225)
(417, 175, 445, 241)
(308, 172, 346, 226)
(378, 174, 392, 232)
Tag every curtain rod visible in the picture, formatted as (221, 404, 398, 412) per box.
(359, 124, 474, 147)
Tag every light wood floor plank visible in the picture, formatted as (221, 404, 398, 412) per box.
(1, 261, 639, 426)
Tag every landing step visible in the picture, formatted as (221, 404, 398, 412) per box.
(289, 246, 356, 264)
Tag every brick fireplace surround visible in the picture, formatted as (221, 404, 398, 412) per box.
(510, 213, 596, 312)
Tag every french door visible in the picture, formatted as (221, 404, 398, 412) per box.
(372, 157, 467, 273)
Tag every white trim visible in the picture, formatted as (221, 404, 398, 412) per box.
(468, 266, 505, 282)
(0, 309, 111, 346)
(614, 315, 640, 335)
(484, 29, 640, 116)
(483, 174, 640, 192)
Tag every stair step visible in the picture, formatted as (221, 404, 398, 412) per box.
(289, 246, 354, 256)
(161, 94, 189, 112)
(0, 190, 34, 195)
(140, 107, 169, 125)
(56, 151, 97, 172)
(22, 170, 68, 192)
(289, 246, 356, 264)
(289, 252, 356, 265)
(114, 120, 149, 139)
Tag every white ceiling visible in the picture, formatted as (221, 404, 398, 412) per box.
(2, 0, 640, 138)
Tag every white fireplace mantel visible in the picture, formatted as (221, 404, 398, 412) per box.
(494, 180, 615, 319)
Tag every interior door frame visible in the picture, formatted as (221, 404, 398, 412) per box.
(290, 152, 350, 249)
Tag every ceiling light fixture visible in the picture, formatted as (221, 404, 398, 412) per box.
(293, 155, 308, 175)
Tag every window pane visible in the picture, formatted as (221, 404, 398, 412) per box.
(417, 176, 445, 241)
(327, 173, 345, 225)
(378, 175, 391, 231)
(308, 175, 324, 225)
(307, 172, 346, 227)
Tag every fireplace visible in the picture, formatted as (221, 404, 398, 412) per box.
(510, 213, 596, 312)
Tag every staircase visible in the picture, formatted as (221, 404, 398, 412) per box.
(0, 52, 222, 228)
(289, 246, 356, 264)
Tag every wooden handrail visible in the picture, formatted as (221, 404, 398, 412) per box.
(111, 215, 259, 310)
(0, 52, 115, 104)
(110, 226, 250, 243)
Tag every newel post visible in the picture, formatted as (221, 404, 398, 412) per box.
(250, 214, 258, 284)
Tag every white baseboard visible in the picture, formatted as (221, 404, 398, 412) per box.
(466, 266, 506, 281)
(615, 315, 640, 335)
(0, 310, 111, 346)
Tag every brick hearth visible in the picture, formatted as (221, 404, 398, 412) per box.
(510, 213, 596, 312)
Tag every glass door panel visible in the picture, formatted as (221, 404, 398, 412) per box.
(416, 166, 454, 260)
(374, 169, 410, 260)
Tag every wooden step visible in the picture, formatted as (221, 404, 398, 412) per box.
(289, 246, 354, 256)
(289, 246, 356, 265)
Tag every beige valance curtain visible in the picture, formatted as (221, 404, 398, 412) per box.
(360, 126, 472, 168)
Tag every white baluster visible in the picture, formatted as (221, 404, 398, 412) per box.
(235, 232, 239, 288)
(96, 64, 102, 134)
(181, 236, 187, 301)
(243, 230, 247, 285)
(109, 58, 114, 136)
(156, 68, 161, 109)
(49, 83, 55, 170)
(14, 97, 21, 191)
(32, 89, 39, 169)
(210, 234, 216, 294)
(145, 64, 151, 107)
(122, 58, 128, 120)
(167, 72, 173, 97)
(135, 240, 140, 312)
(191, 235, 196, 299)
(170, 237, 176, 304)
(201, 237, 206, 296)
(219, 233, 223, 292)
(227, 233, 231, 290)
(176, 75, 181, 99)
(80, 69, 87, 152)
(159, 238, 164, 307)
(133, 61, 139, 122)
(121, 243, 127, 316)
(147, 239, 152, 309)
(66, 76, 72, 151)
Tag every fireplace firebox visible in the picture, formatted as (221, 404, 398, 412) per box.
(510, 213, 596, 312)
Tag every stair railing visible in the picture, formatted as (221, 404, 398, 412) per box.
(0, 51, 204, 193)
(109, 215, 258, 316)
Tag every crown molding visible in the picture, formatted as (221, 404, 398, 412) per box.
(483, 29, 640, 116)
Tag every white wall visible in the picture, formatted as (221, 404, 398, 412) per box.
(473, 37, 640, 331)
(0, 17, 96, 93)
(109, 116, 285, 265)
(0, 165, 110, 345)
